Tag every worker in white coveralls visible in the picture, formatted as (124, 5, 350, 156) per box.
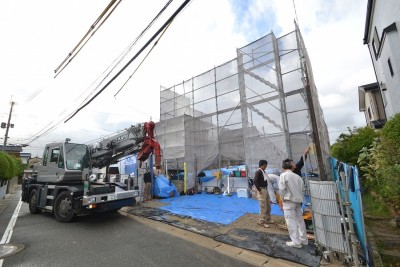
(267, 169, 280, 204)
(278, 159, 308, 248)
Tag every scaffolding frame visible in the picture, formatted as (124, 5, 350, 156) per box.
(157, 23, 331, 190)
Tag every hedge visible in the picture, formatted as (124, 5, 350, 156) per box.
(0, 151, 22, 181)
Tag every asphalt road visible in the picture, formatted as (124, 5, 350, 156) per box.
(0, 189, 254, 267)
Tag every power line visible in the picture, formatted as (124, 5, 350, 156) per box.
(113, 18, 173, 98)
(16, 1, 177, 144)
(64, 0, 192, 123)
(76, 0, 174, 109)
(25, 87, 44, 103)
(54, 0, 121, 77)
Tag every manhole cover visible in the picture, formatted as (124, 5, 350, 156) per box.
(0, 243, 25, 259)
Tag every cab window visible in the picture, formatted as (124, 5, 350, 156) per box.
(42, 147, 49, 166)
(65, 143, 90, 170)
(58, 146, 65, 169)
(50, 148, 60, 163)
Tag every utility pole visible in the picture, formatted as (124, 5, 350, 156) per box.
(2, 101, 15, 151)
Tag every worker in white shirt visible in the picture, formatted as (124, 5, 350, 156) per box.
(279, 159, 308, 248)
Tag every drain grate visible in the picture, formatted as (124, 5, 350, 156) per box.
(0, 243, 25, 259)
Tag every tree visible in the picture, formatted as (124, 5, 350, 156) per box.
(0, 151, 24, 181)
(0, 152, 11, 180)
(358, 114, 400, 213)
(331, 126, 379, 167)
(380, 113, 400, 165)
(16, 159, 27, 177)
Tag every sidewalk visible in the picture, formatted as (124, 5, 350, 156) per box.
(0, 193, 13, 216)
(0, 184, 19, 216)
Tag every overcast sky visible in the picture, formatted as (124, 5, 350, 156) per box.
(0, 0, 374, 157)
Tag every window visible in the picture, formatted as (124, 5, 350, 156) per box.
(65, 143, 89, 170)
(372, 39, 378, 58)
(370, 99, 376, 116)
(58, 146, 65, 169)
(388, 58, 394, 77)
(372, 27, 380, 58)
(50, 148, 60, 163)
(42, 147, 49, 166)
(382, 89, 387, 107)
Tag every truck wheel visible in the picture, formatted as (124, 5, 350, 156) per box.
(54, 191, 75, 222)
(29, 189, 41, 214)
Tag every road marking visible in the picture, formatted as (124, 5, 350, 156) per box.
(0, 198, 22, 266)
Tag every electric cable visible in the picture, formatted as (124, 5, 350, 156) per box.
(25, 88, 43, 103)
(64, 0, 191, 123)
(74, 0, 174, 109)
(16, 0, 187, 145)
(55, 0, 123, 78)
(16, 1, 176, 145)
(113, 18, 173, 98)
(54, 0, 120, 76)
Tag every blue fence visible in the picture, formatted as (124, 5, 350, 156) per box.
(330, 157, 370, 265)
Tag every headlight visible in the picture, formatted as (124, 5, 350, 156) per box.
(87, 197, 96, 204)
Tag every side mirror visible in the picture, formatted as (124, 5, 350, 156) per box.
(30, 165, 34, 169)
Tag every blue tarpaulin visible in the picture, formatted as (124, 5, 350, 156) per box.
(153, 175, 179, 198)
(330, 157, 369, 264)
(159, 192, 284, 225)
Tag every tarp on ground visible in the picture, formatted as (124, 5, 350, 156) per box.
(153, 175, 179, 198)
(159, 192, 284, 224)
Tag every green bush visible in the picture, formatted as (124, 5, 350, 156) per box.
(0, 151, 23, 181)
(0, 152, 11, 180)
(380, 113, 400, 165)
(358, 113, 400, 213)
(17, 159, 27, 177)
(331, 126, 379, 167)
(332, 126, 379, 188)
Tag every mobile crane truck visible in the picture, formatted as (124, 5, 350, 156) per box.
(21, 121, 162, 222)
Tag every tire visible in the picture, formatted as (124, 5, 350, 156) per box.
(54, 191, 75, 222)
(29, 189, 41, 214)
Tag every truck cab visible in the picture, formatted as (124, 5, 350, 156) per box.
(34, 142, 90, 183)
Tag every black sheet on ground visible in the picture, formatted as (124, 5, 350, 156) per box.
(126, 207, 170, 220)
(214, 228, 321, 267)
(168, 220, 222, 238)
(126, 207, 223, 238)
